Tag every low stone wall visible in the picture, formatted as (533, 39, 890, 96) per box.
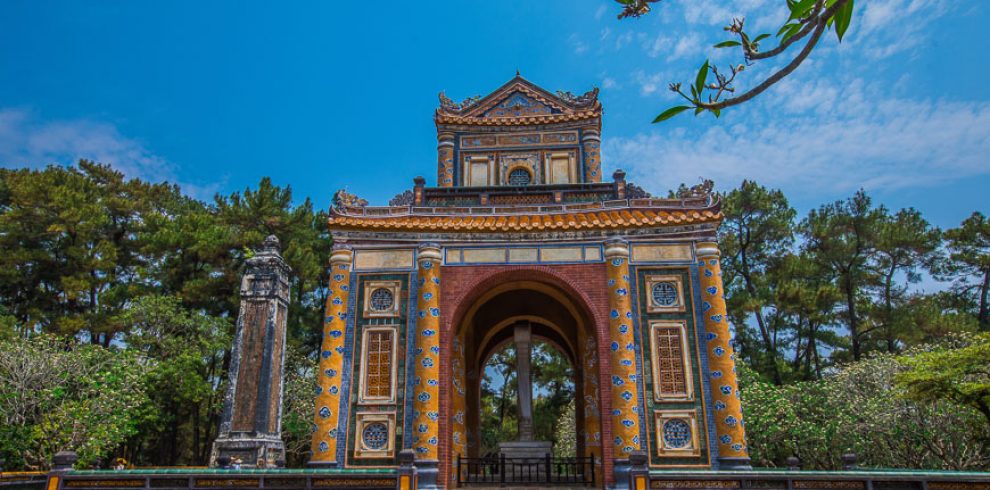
(0, 472, 47, 490)
(647, 470, 990, 490)
(47, 470, 396, 490)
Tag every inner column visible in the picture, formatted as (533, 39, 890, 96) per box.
(514, 322, 534, 441)
(497, 321, 551, 463)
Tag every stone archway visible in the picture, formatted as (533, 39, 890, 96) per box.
(444, 272, 605, 486)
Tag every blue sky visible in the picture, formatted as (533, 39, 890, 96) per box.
(1, 0, 987, 229)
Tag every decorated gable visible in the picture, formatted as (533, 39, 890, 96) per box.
(483, 92, 555, 118)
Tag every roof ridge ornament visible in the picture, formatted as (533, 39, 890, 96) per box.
(332, 187, 368, 210)
(556, 87, 600, 108)
(438, 91, 481, 113)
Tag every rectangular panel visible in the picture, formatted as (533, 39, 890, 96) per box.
(353, 249, 414, 270)
(584, 246, 602, 261)
(231, 301, 267, 431)
(649, 321, 693, 401)
(445, 248, 463, 264)
(540, 246, 583, 262)
(550, 157, 571, 184)
(508, 248, 539, 263)
(631, 244, 693, 263)
(469, 162, 489, 186)
(463, 248, 506, 263)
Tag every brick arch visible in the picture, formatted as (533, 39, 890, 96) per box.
(443, 265, 606, 337)
(437, 263, 615, 488)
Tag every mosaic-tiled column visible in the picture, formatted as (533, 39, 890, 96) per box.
(437, 133, 454, 187)
(696, 242, 752, 470)
(582, 128, 601, 183)
(604, 239, 642, 457)
(412, 243, 442, 487)
(309, 245, 352, 466)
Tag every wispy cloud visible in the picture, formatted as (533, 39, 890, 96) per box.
(633, 70, 669, 96)
(0, 107, 222, 199)
(604, 81, 990, 197)
(569, 33, 589, 55)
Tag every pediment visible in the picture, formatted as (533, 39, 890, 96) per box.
(438, 75, 600, 119)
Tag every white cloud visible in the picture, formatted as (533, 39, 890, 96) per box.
(594, 4, 608, 21)
(569, 33, 589, 55)
(602, 77, 618, 89)
(0, 107, 221, 199)
(604, 88, 990, 197)
(851, 0, 950, 59)
(634, 70, 669, 96)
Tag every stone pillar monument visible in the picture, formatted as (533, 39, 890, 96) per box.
(696, 242, 752, 470)
(211, 235, 291, 468)
(496, 322, 553, 461)
(514, 323, 534, 440)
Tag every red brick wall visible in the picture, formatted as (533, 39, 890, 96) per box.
(436, 264, 616, 487)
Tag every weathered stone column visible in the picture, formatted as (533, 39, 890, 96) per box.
(581, 128, 601, 183)
(308, 244, 353, 466)
(412, 243, 442, 488)
(438, 132, 455, 187)
(514, 323, 534, 441)
(604, 239, 642, 456)
(211, 235, 291, 468)
(696, 242, 752, 470)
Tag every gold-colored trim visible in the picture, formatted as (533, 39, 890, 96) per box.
(363, 280, 402, 318)
(645, 274, 687, 314)
(648, 320, 695, 403)
(353, 412, 397, 459)
(357, 325, 399, 405)
(654, 409, 701, 457)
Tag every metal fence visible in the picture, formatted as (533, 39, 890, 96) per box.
(456, 454, 596, 487)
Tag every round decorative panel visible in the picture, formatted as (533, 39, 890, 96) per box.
(370, 288, 394, 311)
(651, 282, 678, 307)
(508, 168, 532, 186)
(362, 422, 389, 450)
(662, 418, 692, 449)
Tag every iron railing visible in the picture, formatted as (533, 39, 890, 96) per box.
(456, 454, 596, 487)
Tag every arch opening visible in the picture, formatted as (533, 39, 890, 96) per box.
(448, 278, 603, 474)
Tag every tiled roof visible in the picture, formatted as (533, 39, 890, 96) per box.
(329, 208, 720, 233)
(434, 110, 599, 126)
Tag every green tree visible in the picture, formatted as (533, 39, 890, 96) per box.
(0, 335, 150, 469)
(939, 212, 990, 330)
(720, 180, 797, 384)
(117, 295, 230, 466)
(897, 333, 990, 427)
(0, 162, 183, 343)
(870, 208, 942, 351)
(801, 190, 884, 361)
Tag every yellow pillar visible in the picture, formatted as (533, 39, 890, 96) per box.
(604, 239, 642, 456)
(309, 246, 353, 466)
(582, 128, 601, 183)
(437, 133, 454, 187)
(412, 243, 442, 486)
(696, 242, 751, 469)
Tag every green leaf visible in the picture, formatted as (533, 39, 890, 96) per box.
(781, 23, 802, 42)
(695, 60, 710, 96)
(694, 107, 705, 115)
(714, 40, 742, 48)
(834, 0, 854, 41)
(777, 23, 798, 37)
(789, 0, 817, 20)
(754, 33, 771, 43)
(652, 106, 691, 123)
(712, 108, 721, 118)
